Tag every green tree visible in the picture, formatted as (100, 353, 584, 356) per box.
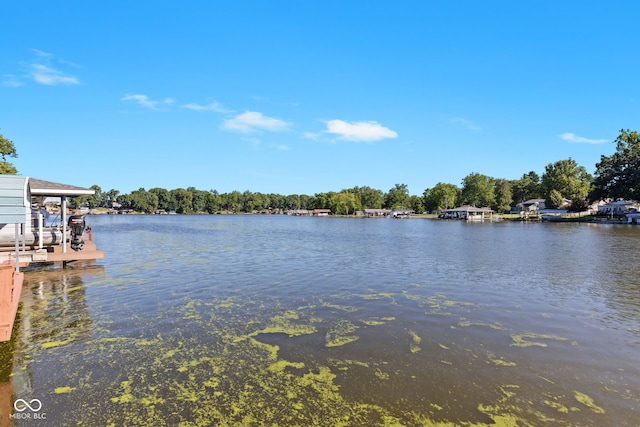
(129, 188, 159, 213)
(461, 173, 495, 207)
(0, 130, 18, 174)
(189, 187, 209, 213)
(334, 190, 361, 215)
(220, 191, 241, 213)
(567, 198, 590, 212)
(88, 185, 105, 208)
(541, 158, 592, 203)
(510, 171, 542, 204)
(251, 192, 270, 212)
(149, 187, 174, 211)
(70, 184, 104, 209)
(116, 193, 130, 208)
(312, 192, 336, 210)
(299, 194, 313, 209)
(354, 186, 384, 209)
(590, 129, 640, 202)
(171, 188, 193, 214)
(206, 190, 220, 213)
(284, 194, 301, 210)
(493, 179, 513, 213)
(106, 189, 120, 208)
(422, 182, 461, 212)
(383, 183, 409, 209)
(409, 195, 424, 214)
(548, 189, 564, 209)
(267, 193, 283, 210)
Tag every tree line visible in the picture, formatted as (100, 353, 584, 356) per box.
(1, 129, 638, 214)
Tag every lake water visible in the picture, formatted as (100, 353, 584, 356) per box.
(2, 215, 639, 426)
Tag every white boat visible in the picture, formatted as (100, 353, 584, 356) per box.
(0, 176, 95, 251)
(0, 209, 67, 248)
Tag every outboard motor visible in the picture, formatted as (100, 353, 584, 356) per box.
(68, 215, 85, 251)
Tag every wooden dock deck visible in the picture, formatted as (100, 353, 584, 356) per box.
(0, 241, 105, 267)
(0, 242, 104, 342)
(0, 265, 24, 342)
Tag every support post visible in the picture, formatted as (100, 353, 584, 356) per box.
(38, 212, 44, 250)
(14, 224, 19, 272)
(62, 196, 67, 254)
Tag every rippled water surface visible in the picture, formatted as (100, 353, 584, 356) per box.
(2, 215, 640, 426)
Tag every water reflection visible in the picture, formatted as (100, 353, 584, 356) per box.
(0, 312, 18, 427)
(20, 265, 99, 345)
(3, 263, 103, 424)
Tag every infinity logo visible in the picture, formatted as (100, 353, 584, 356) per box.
(14, 398, 43, 412)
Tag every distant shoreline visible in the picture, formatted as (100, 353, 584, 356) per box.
(84, 210, 636, 225)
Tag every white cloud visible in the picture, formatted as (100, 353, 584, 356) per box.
(303, 131, 321, 140)
(181, 101, 233, 113)
(325, 119, 398, 142)
(448, 117, 482, 131)
(560, 132, 608, 144)
(2, 74, 23, 87)
(6, 49, 79, 86)
(276, 144, 292, 151)
(31, 64, 78, 85)
(121, 94, 174, 110)
(223, 111, 291, 133)
(31, 48, 53, 58)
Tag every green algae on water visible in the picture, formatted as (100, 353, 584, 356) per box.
(544, 398, 569, 413)
(574, 391, 605, 414)
(490, 358, 517, 367)
(510, 333, 568, 348)
(325, 320, 359, 347)
(409, 330, 421, 353)
(41, 339, 73, 350)
(248, 309, 318, 338)
(110, 380, 134, 404)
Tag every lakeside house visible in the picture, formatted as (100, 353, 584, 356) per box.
(513, 199, 546, 213)
(596, 200, 639, 216)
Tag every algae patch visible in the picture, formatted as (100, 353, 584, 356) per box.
(574, 391, 605, 414)
(110, 380, 134, 404)
(510, 333, 568, 348)
(409, 330, 421, 353)
(490, 358, 516, 367)
(543, 398, 569, 413)
(326, 320, 359, 347)
(41, 339, 73, 350)
(249, 310, 318, 338)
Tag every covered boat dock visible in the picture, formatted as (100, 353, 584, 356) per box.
(0, 177, 105, 265)
(0, 176, 104, 342)
(440, 205, 495, 221)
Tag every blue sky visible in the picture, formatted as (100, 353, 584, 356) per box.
(2, 1, 638, 196)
